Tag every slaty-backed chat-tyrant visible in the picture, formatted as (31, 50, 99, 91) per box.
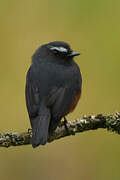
(25, 41, 82, 148)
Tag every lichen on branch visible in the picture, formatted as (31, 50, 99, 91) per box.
(0, 112, 120, 148)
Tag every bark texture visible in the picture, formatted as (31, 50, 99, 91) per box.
(0, 112, 120, 147)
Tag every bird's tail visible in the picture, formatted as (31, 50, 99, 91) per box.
(31, 107, 51, 148)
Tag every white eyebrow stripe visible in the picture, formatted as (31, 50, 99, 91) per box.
(50, 46, 68, 53)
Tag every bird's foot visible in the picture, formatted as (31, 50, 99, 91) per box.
(64, 117, 70, 134)
(64, 117, 75, 135)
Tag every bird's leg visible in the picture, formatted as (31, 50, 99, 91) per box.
(64, 117, 75, 135)
(64, 117, 70, 133)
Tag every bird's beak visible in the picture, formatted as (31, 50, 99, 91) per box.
(68, 52, 80, 57)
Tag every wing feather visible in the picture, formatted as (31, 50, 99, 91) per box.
(47, 85, 77, 118)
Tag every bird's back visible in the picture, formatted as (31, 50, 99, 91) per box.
(27, 59, 81, 102)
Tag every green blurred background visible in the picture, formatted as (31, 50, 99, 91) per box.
(0, 0, 120, 179)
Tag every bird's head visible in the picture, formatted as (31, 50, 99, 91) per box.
(32, 41, 80, 63)
(46, 41, 80, 58)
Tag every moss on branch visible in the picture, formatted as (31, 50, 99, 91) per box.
(0, 112, 120, 148)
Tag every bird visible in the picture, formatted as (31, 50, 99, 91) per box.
(25, 41, 82, 148)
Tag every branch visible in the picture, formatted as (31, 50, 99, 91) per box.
(0, 112, 120, 148)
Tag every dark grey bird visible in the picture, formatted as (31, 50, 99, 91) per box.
(25, 41, 82, 148)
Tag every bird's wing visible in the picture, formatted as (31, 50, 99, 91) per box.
(46, 85, 79, 119)
(26, 80, 52, 147)
(46, 64, 82, 119)
(25, 79, 40, 120)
